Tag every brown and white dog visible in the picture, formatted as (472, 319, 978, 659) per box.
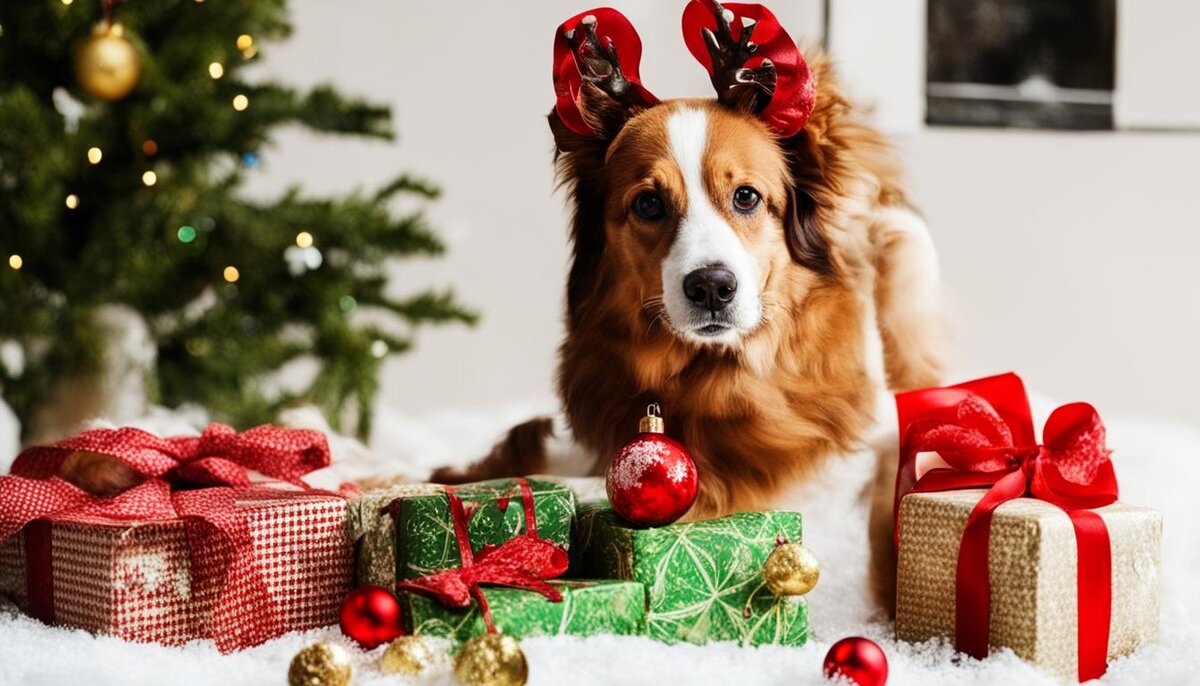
(432, 3, 948, 609)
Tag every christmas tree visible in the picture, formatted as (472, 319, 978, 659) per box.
(0, 0, 476, 440)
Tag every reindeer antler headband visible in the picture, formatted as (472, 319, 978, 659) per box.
(553, 0, 815, 139)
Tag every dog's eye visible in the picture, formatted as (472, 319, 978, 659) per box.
(632, 191, 665, 221)
(732, 186, 761, 214)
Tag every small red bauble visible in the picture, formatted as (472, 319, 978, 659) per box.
(823, 636, 888, 686)
(605, 404, 698, 527)
(339, 585, 405, 649)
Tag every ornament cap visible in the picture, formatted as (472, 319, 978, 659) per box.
(639, 403, 664, 434)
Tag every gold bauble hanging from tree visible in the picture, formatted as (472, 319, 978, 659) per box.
(74, 21, 141, 101)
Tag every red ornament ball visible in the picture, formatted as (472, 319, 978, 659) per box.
(606, 419, 698, 527)
(823, 636, 888, 686)
(339, 585, 405, 649)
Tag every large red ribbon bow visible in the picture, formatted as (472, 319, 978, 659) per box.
(553, 8, 659, 138)
(0, 423, 332, 652)
(396, 478, 568, 632)
(682, 0, 816, 137)
(894, 373, 1118, 681)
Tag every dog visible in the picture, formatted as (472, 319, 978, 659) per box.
(430, 3, 948, 610)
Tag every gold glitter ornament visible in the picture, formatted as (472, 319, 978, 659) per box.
(454, 633, 528, 686)
(74, 22, 141, 101)
(763, 542, 819, 596)
(287, 642, 352, 686)
(379, 636, 434, 677)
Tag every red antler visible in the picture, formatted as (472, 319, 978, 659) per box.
(682, 0, 816, 137)
(553, 8, 659, 137)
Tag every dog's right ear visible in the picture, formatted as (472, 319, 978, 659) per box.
(552, 9, 658, 146)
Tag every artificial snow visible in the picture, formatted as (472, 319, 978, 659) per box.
(1, 397, 1198, 685)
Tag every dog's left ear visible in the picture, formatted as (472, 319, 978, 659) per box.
(784, 187, 833, 275)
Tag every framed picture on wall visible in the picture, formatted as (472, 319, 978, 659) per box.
(925, 0, 1116, 129)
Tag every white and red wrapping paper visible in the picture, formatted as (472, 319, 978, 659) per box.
(0, 424, 353, 652)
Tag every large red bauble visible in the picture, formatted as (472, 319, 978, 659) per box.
(823, 636, 888, 686)
(339, 585, 405, 649)
(606, 431, 698, 527)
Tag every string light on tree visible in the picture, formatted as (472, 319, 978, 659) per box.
(65, 194, 80, 209)
(339, 295, 357, 313)
(223, 266, 240, 283)
(232, 94, 249, 111)
(177, 226, 197, 243)
(208, 62, 224, 79)
(371, 340, 388, 358)
(141, 170, 157, 186)
(142, 139, 158, 156)
(8, 255, 22, 270)
(236, 34, 254, 51)
(87, 147, 103, 164)
(295, 231, 314, 248)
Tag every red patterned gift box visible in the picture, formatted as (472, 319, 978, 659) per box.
(0, 424, 353, 652)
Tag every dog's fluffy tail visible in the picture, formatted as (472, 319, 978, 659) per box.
(429, 416, 554, 484)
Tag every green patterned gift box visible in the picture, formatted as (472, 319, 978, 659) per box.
(402, 580, 646, 642)
(572, 501, 809, 647)
(389, 478, 575, 580)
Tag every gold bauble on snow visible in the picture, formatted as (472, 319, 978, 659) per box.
(74, 22, 141, 101)
(762, 541, 820, 596)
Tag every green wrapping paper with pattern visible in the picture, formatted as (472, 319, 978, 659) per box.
(392, 478, 575, 579)
(572, 501, 809, 646)
(402, 580, 646, 642)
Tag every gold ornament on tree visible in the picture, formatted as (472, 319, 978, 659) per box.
(379, 636, 434, 677)
(454, 633, 528, 686)
(287, 642, 352, 686)
(762, 541, 820, 596)
(74, 0, 141, 101)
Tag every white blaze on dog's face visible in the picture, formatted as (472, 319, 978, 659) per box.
(603, 101, 793, 347)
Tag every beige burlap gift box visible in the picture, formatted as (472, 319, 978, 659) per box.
(896, 489, 1162, 681)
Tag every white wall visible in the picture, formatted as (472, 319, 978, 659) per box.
(246, 1, 1200, 437)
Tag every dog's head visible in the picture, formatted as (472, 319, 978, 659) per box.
(551, 2, 841, 351)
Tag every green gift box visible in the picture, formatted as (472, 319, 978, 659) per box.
(391, 478, 575, 579)
(402, 579, 647, 642)
(572, 501, 809, 647)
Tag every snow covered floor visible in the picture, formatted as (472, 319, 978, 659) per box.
(2, 400, 1198, 685)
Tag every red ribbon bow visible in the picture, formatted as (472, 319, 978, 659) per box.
(553, 8, 659, 138)
(0, 423, 333, 652)
(894, 373, 1118, 681)
(682, 0, 816, 137)
(395, 478, 568, 632)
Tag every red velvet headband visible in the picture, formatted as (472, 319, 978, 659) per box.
(553, 1, 815, 138)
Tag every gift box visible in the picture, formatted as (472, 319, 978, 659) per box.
(0, 489, 352, 649)
(572, 501, 809, 646)
(402, 579, 646, 642)
(896, 491, 1162, 681)
(0, 423, 353, 652)
(891, 373, 1163, 682)
(388, 478, 575, 579)
(346, 482, 443, 587)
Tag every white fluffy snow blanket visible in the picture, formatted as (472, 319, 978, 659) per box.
(1, 399, 1197, 686)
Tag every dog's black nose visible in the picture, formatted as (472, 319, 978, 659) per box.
(683, 266, 738, 312)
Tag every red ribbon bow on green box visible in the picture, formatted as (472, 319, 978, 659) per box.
(396, 478, 569, 633)
(0, 423, 334, 652)
(893, 372, 1118, 681)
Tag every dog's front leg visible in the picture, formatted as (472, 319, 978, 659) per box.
(870, 206, 949, 393)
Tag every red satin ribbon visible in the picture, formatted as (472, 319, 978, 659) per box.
(396, 478, 568, 632)
(682, 0, 816, 137)
(0, 423, 332, 653)
(894, 373, 1118, 682)
(552, 8, 659, 138)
